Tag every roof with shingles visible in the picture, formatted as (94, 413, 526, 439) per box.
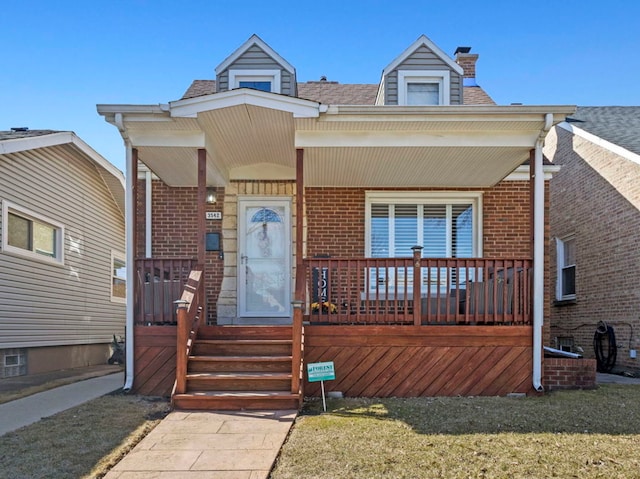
(0, 129, 62, 141)
(181, 80, 495, 105)
(566, 106, 640, 156)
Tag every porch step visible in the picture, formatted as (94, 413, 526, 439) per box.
(186, 372, 292, 391)
(172, 391, 300, 411)
(172, 325, 300, 411)
(188, 355, 292, 373)
(192, 339, 293, 356)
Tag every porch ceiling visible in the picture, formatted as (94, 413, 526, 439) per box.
(111, 100, 574, 188)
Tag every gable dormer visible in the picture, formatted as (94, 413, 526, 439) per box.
(376, 35, 464, 106)
(215, 34, 297, 96)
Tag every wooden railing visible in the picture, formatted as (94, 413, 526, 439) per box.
(174, 266, 205, 396)
(303, 255, 532, 325)
(291, 265, 305, 399)
(134, 258, 198, 325)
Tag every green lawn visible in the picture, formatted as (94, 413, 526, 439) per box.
(271, 385, 640, 479)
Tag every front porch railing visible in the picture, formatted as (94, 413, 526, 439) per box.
(303, 256, 532, 325)
(134, 258, 198, 325)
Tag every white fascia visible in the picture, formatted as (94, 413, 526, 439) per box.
(169, 88, 320, 119)
(558, 122, 640, 166)
(504, 164, 560, 181)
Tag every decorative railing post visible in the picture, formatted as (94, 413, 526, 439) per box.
(411, 246, 423, 326)
(174, 299, 190, 395)
(291, 299, 304, 396)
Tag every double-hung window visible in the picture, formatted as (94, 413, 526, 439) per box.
(556, 236, 576, 300)
(2, 201, 64, 264)
(366, 192, 481, 295)
(398, 70, 450, 106)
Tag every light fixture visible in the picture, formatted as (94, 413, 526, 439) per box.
(206, 187, 216, 204)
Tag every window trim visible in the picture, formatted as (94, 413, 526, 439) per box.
(110, 250, 126, 304)
(398, 70, 450, 106)
(555, 235, 576, 301)
(1, 200, 64, 265)
(229, 69, 281, 93)
(364, 191, 483, 258)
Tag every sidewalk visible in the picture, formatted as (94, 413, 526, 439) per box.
(0, 370, 124, 436)
(104, 409, 297, 479)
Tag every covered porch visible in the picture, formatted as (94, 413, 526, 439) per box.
(99, 92, 572, 404)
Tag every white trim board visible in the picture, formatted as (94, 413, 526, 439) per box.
(558, 122, 640, 166)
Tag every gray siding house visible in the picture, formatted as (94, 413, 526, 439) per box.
(0, 129, 125, 377)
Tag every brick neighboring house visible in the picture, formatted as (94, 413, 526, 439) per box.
(98, 34, 575, 409)
(545, 107, 640, 375)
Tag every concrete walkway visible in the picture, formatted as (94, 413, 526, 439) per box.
(103, 409, 297, 479)
(0, 371, 124, 436)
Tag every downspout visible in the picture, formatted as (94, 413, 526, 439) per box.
(532, 112, 553, 392)
(115, 113, 135, 392)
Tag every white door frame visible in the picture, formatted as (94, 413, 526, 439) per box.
(237, 197, 292, 318)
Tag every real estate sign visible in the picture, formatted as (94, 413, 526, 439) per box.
(307, 361, 335, 382)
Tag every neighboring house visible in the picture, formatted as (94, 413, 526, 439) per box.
(98, 34, 574, 409)
(0, 129, 125, 378)
(545, 107, 640, 375)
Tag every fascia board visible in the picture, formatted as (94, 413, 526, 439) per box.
(382, 34, 464, 77)
(215, 34, 295, 75)
(169, 89, 320, 118)
(558, 121, 640, 166)
(504, 165, 560, 181)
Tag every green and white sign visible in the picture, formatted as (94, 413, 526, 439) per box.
(307, 361, 335, 382)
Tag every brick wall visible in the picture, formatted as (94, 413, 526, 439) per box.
(546, 127, 640, 374)
(136, 179, 224, 323)
(544, 358, 597, 390)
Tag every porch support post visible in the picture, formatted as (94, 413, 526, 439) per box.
(295, 149, 304, 273)
(412, 246, 423, 326)
(197, 148, 206, 265)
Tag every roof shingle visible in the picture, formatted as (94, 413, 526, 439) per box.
(566, 107, 640, 156)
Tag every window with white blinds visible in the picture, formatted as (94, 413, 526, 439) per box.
(368, 199, 477, 259)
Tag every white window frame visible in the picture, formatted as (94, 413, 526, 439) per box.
(555, 235, 576, 301)
(229, 69, 281, 93)
(1, 200, 64, 265)
(364, 191, 482, 297)
(111, 250, 126, 304)
(398, 70, 450, 106)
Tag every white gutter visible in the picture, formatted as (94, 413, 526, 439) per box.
(115, 113, 135, 392)
(145, 170, 152, 257)
(532, 112, 553, 392)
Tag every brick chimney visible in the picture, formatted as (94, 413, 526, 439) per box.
(455, 47, 479, 86)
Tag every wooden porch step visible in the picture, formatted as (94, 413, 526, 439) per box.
(172, 390, 300, 411)
(192, 339, 292, 356)
(186, 372, 292, 391)
(188, 355, 292, 373)
(198, 325, 292, 341)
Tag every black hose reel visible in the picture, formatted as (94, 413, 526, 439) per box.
(593, 321, 617, 373)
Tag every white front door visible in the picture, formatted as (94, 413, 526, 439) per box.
(238, 199, 291, 318)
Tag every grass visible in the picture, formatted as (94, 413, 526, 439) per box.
(0, 391, 170, 479)
(270, 385, 640, 479)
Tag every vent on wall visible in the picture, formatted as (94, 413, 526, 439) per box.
(2, 349, 27, 378)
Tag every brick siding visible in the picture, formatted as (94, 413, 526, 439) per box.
(547, 127, 640, 374)
(543, 358, 597, 390)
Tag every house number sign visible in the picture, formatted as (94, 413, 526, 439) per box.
(206, 212, 222, 220)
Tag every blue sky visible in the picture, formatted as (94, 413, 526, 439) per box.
(2, 0, 639, 172)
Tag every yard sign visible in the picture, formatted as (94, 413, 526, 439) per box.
(307, 361, 336, 412)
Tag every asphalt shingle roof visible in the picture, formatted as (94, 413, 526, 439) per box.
(566, 107, 640, 156)
(181, 80, 495, 105)
(0, 129, 62, 141)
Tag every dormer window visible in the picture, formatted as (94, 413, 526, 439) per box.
(398, 70, 450, 106)
(229, 69, 281, 93)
